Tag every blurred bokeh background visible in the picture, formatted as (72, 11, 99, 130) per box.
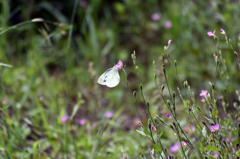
(1, 0, 240, 158)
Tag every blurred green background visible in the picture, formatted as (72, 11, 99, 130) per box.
(1, 0, 240, 158)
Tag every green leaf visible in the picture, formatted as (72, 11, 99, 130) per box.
(232, 138, 238, 147)
(153, 144, 161, 154)
(211, 106, 218, 118)
(70, 104, 80, 120)
(202, 126, 207, 138)
(33, 140, 42, 159)
(199, 142, 205, 153)
(204, 116, 214, 125)
(207, 145, 220, 152)
(158, 129, 165, 138)
(223, 150, 228, 159)
(136, 129, 147, 137)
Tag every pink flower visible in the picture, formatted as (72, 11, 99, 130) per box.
(164, 20, 172, 29)
(213, 151, 218, 158)
(201, 97, 205, 102)
(181, 141, 187, 147)
(183, 126, 189, 133)
(160, 110, 166, 114)
(169, 143, 180, 153)
(166, 113, 171, 118)
(104, 111, 113, 119)
(61, 115, 69, 123)
(168, 39, 172, 45)
(138, 121, 142, 125)
(190, 125, 195, 131)
(116, 60, 123, 70)
(79, 119, 87, 125)
(207, 31, 215, 37)
(151, 125, 156, 130)
(226, 137, 230, 142)
(2, 98, 6, 104)
(220, 28, 225, 35)
(200, 90, 208, 97)
(37, 94, 42, 100)
(80, 0, 88, 8)
(151, 13, 161, 21)
(210, 124, 219, 132)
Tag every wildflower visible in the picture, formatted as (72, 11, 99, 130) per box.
(220, 28, 225, 35)
(200, 90, 208, 97)
(213, 151, 218, 158)
(207, 31, 215, 37)
(164, 20, 172, 29)
(79, 119, 87, 125)
(160, 110, 166, 114)
(2, 98, 6, 104)
(183, 126, 189, 133)
(80, 0, 88, 8)
(226, 137, 230, 142)
(190, 125, 195, 131)
(169, 143, 180, 153)
(151, 125, 156, 131)
(201, 97, 205, 102)
(181, 141, 187, 147)
(104, 111, 113, 119)
(37, 94, 42, 100)
(166, 113, 171, 118)
(116, 60, 123, 70)
(210, 124, 219, 132)
(138, 121, 142, 125)
(151, 13, 161, 21)
(60, 115, 69, 123)
(168, 39, 172, 45)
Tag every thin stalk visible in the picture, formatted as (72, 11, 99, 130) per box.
(65, 0, 79, 158)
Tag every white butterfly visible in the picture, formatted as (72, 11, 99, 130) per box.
(97, 61, 122, 88)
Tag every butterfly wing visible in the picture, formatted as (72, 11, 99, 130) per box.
(105, 67, 120, 88)
(97, 68, 112, 85)
(97, 67, 120, 88)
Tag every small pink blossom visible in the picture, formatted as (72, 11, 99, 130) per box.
(160, 110, 166, 114)
(60, 115, 69, 123)
(79, 119, 87, 125)
(37, 94, 42, 100)
(164, 20, 172, 29)
(104, 111, 113, 119)
(207, 31, 215, 37)
(201, 97, 205, 102)
(2, 98, 6, 104)
(166, 113, 171, 118)
(169, 143, 180, 153)
(151, 13, 161, 21)
(183, 126, 189, 133)
(226, 137, 230, 142)
(138, 121, 142, 125)
(168, 39, 172, 45)
(190, 125, 195, 131)
(116, 60, 123, 70)
(151, 125, 156, 130)
(200, 90, 208, 97)
(213, 151, 218, 158)
(220, 28, 225, 35)
(181, 141, 187, 147)
(210, 124, 219, 132)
